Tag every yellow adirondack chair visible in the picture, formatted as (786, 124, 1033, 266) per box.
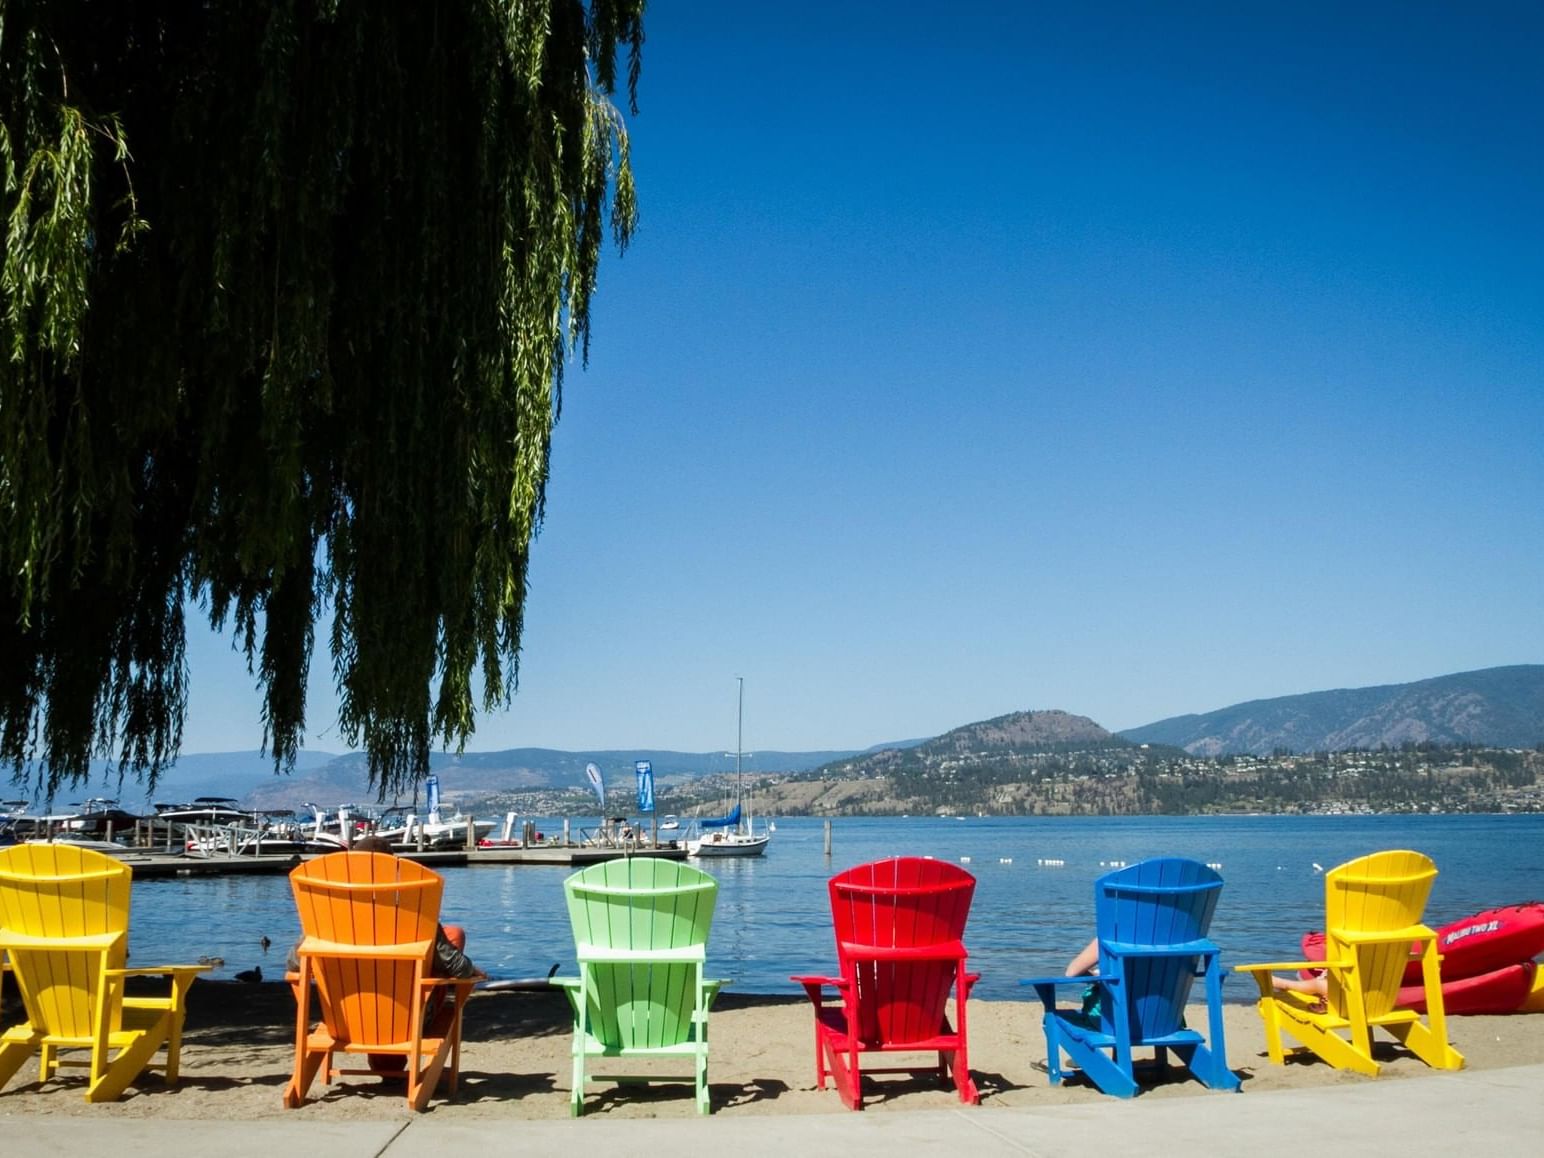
(284, 851, 475, 1111)
(1235, 849, 1464, 1076)
(0, 844, 207, 1101)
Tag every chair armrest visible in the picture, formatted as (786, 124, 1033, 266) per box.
(790, 973, 847, 989)
(1020, 973, 1112, 1010)
(1233, 959, 1348, 974)
(1233, 959, 1348, 1000)
(792, 974, 849, 1006)
(1019, 974, 1112, 988)
(108, 964, 211, 978)
(1333, 925, 1433, 947)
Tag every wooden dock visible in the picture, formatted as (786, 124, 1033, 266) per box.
(96, 843, 689, 879)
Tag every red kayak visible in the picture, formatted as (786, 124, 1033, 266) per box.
(1397, 961, 1536, 1016)
(1301, 901, 1544, 986)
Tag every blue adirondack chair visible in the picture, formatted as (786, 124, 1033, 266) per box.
(1022, 857, 1240, 1098)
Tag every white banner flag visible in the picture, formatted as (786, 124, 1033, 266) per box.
(585, 762, 605, 809)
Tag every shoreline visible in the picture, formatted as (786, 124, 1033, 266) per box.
(4, 982, 1542, 1119)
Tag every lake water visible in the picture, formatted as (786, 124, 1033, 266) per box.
(126, 813, 1544, 1000)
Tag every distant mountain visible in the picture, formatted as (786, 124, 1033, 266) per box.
(806, 709, 1132, 783)
(1120, 665, 1544, 756)
(237, 745, 876, 809)
(928, 708, 1116, 751)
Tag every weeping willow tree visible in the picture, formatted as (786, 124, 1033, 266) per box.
(0, 1, 645, 796)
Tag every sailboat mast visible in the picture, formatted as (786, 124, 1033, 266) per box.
(735, 676, 746, 835)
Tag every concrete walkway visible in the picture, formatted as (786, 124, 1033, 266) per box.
(6, 1063, 1540, 1157)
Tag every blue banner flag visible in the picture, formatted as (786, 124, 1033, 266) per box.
(425, 774, 441, 818)
(635, 760, 655, 813)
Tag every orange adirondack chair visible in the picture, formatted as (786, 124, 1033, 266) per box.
(792, 856, 980, 1109)
(284, 851, 474, 1111)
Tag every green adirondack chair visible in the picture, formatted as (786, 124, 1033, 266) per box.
(554, 857, 725, 1115)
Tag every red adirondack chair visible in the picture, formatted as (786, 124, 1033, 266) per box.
(792, 856, 980, 1109)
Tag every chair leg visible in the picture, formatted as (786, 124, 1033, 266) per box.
(570, 1047, 587, 1117)
(1041, 1012, 1065, 1086)
(1388, 1019, 1464, 1072)
(87, 1028, 167, 1103)
(0, 1037, 39, 1090)
(1174, 1041, 1241, 1092)
(1257, 998, 1287, 1065)
(824, 1036, 861, 1110)
(696, 1046, 711, 1115)
(947, 1047, 979, 1104)
(283, 1048, 326, 1109)
(410, 1045, 453, 1112)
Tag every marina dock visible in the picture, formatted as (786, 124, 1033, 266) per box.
(60, 844, 689, 879)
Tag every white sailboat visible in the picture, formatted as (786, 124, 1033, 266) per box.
(688, 677, 770, 858)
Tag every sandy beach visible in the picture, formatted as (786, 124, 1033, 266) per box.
(3, 981, 1543, 1119)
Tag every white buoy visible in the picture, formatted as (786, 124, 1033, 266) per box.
(1312, 863, 1324, 873)
(999, 857, 1013, 864)
(960, 856, 972, 863)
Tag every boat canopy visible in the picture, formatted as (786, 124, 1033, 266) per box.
(699, 804, 741, 829)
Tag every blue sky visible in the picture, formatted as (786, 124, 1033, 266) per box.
(182, 2, 1544, 757)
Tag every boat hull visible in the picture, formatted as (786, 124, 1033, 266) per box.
(1397, 961, 1537, 1016)
(688, 833, 769, 858)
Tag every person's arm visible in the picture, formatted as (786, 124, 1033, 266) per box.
(1065, 936, 1100, 977)
(434, 926, 485, 980)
